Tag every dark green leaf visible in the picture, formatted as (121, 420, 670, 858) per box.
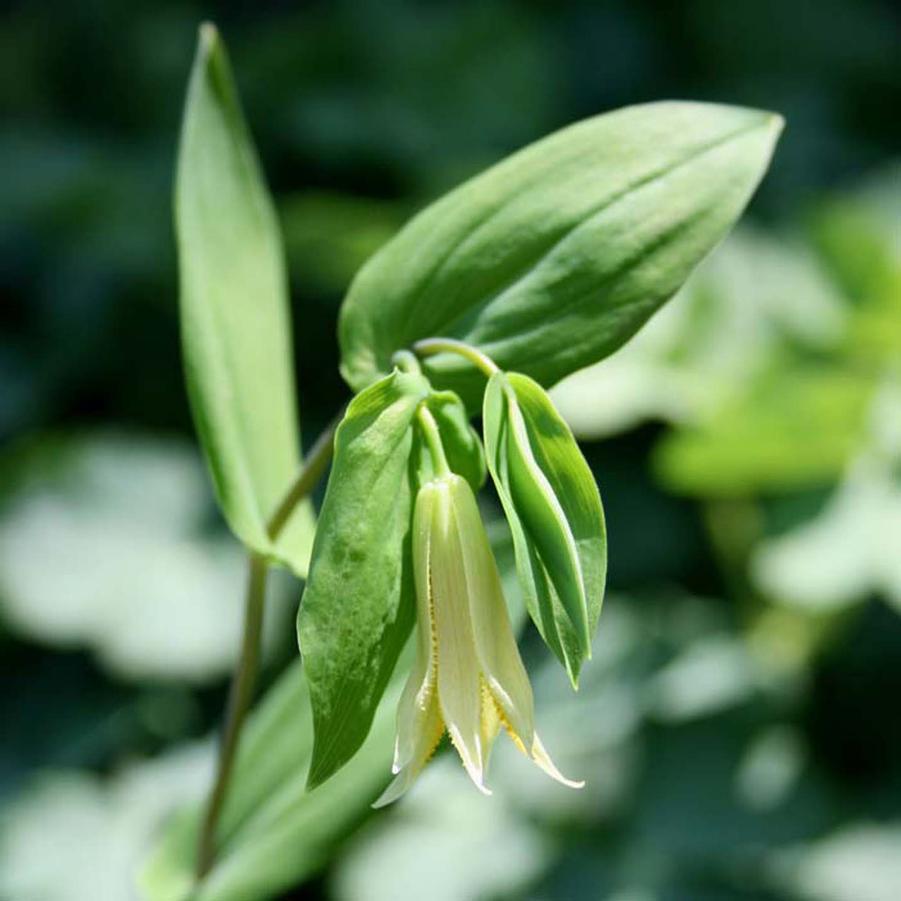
(339, 102, 782, 407)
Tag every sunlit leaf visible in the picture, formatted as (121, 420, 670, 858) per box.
(811, 165, 901, 365)
(550, 226, 848, 440)
(340, 101, 782, 406)
(752, 456, 901, 614)
(772, 824, 901, 901)
(333, 765, 551, 901)
(0, 745, 211, 901)
(176, 24, 313, 572)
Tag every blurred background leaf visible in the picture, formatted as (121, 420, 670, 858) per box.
(0, 433, 287, 682)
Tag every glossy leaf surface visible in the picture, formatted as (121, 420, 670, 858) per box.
(340, 101, 782, 406)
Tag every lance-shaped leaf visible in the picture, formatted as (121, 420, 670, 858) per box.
(484, 372, 606, 685)
(298, 368, 430, 787)
(176, 24, 313, 572)
(339, 101, 782, 406)
(410, 389, 486, 492)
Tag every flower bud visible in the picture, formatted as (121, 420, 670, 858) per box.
(483, 371, 606, 686)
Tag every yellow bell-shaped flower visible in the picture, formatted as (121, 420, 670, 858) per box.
(376, 473, 582, 806)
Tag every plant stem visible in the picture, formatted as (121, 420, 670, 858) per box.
(195, 410, 342, 879)
(417, 404, 451, 477)
(390, 349, 422, 376)
(196, 552, 267, 878)
(413, 337, 500, 378)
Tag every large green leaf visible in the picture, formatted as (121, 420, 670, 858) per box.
(176, 24, 313, 572)
(483, 372, 606, 685)
(339, 101, 782, 406)
(297, 368, 430, 788)
(139, 659, 401, 901)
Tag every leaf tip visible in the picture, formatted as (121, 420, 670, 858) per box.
(763, 110, 786, 140)
(198, 21, 219, 52)
(304, 756, 329, 792)
(565, 656, 582, 691)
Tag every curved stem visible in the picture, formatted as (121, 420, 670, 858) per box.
(413, 337, 500, 378)
(391, 349, 422, 376)
(197, 552, 267, 878)
(196, 408, 343, 879)
(417, 404, 451, 477)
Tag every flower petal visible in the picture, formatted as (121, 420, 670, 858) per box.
(391, 651, 439, 775)
(389, 476, 442, 774)
(373, 691, 444, 808)
(449, 475, 536, 748)
(528, 732, 584, 789)
(479, 678, 503, 772)
(430, 478, 490, 792)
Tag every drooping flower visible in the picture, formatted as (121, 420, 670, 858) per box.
(375, 472, 582, 806)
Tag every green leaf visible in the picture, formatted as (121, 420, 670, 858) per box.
(297, 368, 430, 788)
(339, 101, 783, 406)
(176, 24, 313, 573)
(140, 659, 402, 901)
(411, 390, 486, 492)
(810, 168, 901, 364)
(483, 372, 606, 685)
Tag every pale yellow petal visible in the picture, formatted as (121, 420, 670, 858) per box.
(391, 649, 439, 774)
(388, 480, 442, 774)
(374, 690, 444, 808)
(479, 678, 503, 773)
(449, 476, 535, 748)
(412, 478, 438, 666)
(431, 477, 489, 791)
(528, 732, 584, 789)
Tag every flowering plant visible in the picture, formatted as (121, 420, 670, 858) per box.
(160, 22, 781, 895)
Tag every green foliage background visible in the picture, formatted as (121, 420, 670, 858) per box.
(1, 2, 899, 900)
